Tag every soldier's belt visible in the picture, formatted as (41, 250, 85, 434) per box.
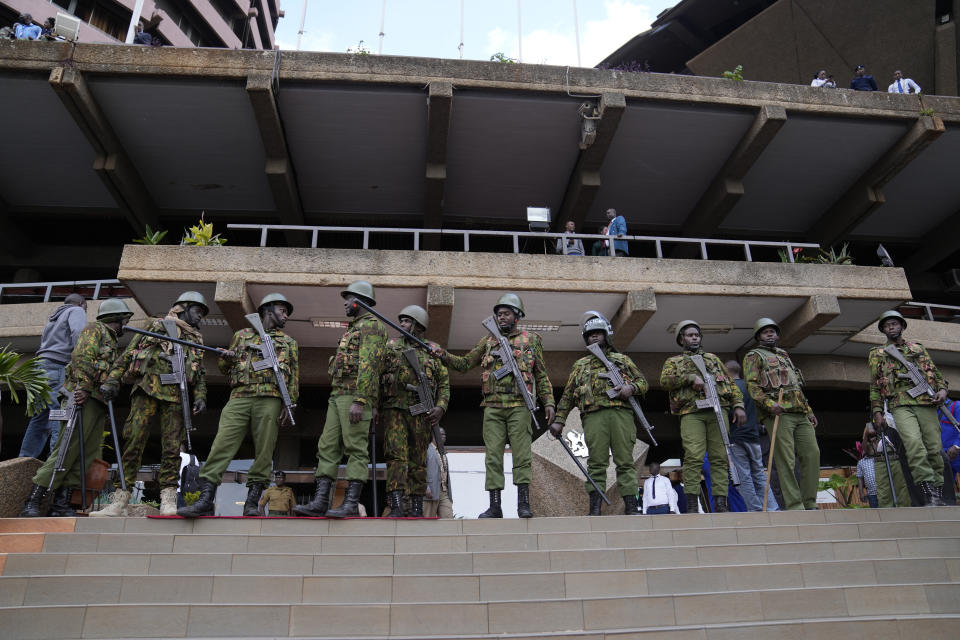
(873, 453, 899, 462)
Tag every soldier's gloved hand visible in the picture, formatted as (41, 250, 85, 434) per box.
(544, 406, 556, 424)
(427, 407, 444, 425)
(769, 403, 784, 416)
(934, 389, 948, 404)
(100, 383, 119, 401)
(278, 405, 295, 428)
(731, 407, 747, 426)
(548, 422, 563, 438)
(615, 384, 634, 400)
(872, 411, 886, 429)
(429, 345, 446, 360)
(808, 414, 819, 428)
(349, 401, 365, 424)
(73, 389, 90, 406)
(193, 399, 206, 415)
(219, 349, 237, 360)
(371, 407, 379, 431)
(692, 376, 705, 392)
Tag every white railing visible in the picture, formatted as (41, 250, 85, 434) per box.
(902, 301, 960, 322)
(0, 279, 126, 304)
(227, 224, 819, 263)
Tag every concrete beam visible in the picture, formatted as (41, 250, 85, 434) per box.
(48, 66, 157, 235)
(246, 73, 304, 231)
(424, 82, 453, 234)
(554, 92, 626, 232)
(610, 288, 657, 351)
(425, 284, 454, 346)
(902, 207, 960, 274)
(214, 280, 256, 332)
(809, 116, 945, 248)
(778, 294, 842, 349)
(681, 105, 787, 237)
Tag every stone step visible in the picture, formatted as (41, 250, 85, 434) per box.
(2, 554, 958, 605)
(3, 536, 958, 577)
(1, 584, 958, 639)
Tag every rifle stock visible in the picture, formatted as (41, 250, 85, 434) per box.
(245, 313, 296, 426)
(586, 343, 658, 446)
(690, 354, 740, 486)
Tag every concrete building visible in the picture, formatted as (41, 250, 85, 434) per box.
(1, 0, 282, 49)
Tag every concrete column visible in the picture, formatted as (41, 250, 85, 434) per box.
(425, 285, 454, 346)
(215, 280, 256, 332)
(424, 81, 453, 240)
(611, 288, 657, 351)
(777, 294, 842, 348)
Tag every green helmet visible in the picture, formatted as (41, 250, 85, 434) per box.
(258, 293, 293, 316)
(96, 298, 133, 320)
(398, 305, 429, 330)
(675, 320, 701, 346)
(580, 310, 613, 343)
(753, 317, 780, 338)
(493, 293, 525, 318)
(175, 291, 209, 315)
(877, 310, 907, 332)
(341, 280, 376, 306)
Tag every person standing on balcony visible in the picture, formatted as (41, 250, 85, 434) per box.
(296, 281, 387, 518)
(20, 299, 133, 517)
(432, 294, 555, 518)
(549, 311, 647, 516)
(743, 318, 820, 511)
(887, 70, 921, 95)
(378, 305, 449, 518)
(869, 310, 949, 506)
(179, 293, 298, 518)
(555, 220, 585, 256)
(850, 64, 878, 91)
(605, 208, 629, 256)
(660, 320, 746, 513)
(96, 292, 209, 517)
(19, 293, 87, 459)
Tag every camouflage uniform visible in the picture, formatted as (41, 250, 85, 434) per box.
(199, 327, 299, 488)
(380, 337, 450, 495)
(743, 346, 820, 510)
(259, 485, 296, 515)
(445, 327, 554, 490)
(104, 317, 206, 489)
(314, 313, 387, 481)
(554, 348, 648, 497)
(868, 341, 947, 486)
(660, 350, 743, 500)
(33, 321, 121, 490)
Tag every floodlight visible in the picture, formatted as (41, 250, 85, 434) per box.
(54, 12, 80, 42)
(526, 207, 550, 232)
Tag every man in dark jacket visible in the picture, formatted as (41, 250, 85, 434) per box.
(726, 360, 779, 511)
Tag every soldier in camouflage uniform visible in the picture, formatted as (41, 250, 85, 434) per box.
(869, 310, 949, 506)
(549, 311, 648, 516)
(179, 293, 298, 518)
(96, 292, 209, 517)
(743, 318, 820, 510)
(379, 305, 449, 518)
(296, 281, 387, 518)
(432, 293, 555, 518)
(660, 320, 745, 513)
(20, 299, 134, 517)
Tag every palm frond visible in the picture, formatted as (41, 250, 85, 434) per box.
(0, 346, 53, 416)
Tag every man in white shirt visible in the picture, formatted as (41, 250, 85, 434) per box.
(888, 70, 921, 95)
(642, 462, 678, 514)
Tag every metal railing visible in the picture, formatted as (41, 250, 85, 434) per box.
(901, 301, 960, 322)
(227, 224, 820, 263)
(0, 279, 128, 304)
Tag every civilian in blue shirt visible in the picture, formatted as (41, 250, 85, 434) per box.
(14, 14, 42, 40)
(605, 208, 629, 256)
(939, 400, 960, 504)
(849, 64, 878, 91)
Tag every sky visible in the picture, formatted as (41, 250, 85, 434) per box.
(274, 0, 678, 67)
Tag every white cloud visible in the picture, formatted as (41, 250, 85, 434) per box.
(276, 30, 334, 52)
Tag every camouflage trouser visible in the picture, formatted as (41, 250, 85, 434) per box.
(120, 391, 184, 489)
(33, 398, 107, 490)
(582, 407, 637, 497)
(382, 408, 431, 495)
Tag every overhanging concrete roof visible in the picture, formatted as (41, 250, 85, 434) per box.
(2, 41, 959, 279)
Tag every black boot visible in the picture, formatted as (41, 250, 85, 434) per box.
(48, 487, 77, 517)
(326, 480, 363, 518)
(243, 483, 265, 517)
(478, 489, 502, 518)
(921, 481, 946, 507)
(385, 490, 406, 518)
(623, 494, 640, 515)
(714, 495, 729, 513)
(516, 484, 532, 518)
(19, 484, 48, 518)
(177, 478, 217, 518)
(294, 476, 333, 517)
(588, 491, 603, 516)
(409, 495, 424, 518)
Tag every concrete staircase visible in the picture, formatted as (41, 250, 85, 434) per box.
(1, 508, 959, 639)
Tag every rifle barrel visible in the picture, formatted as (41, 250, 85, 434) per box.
(351, 298, 432, 351)
(124, 325, 225, 354)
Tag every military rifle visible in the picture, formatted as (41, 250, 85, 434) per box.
(689, 354, 741, 486)
(349, 298, 432, 352)
(106, 399, 127, 492)
(158, 319, 195, 452)
(878, 400, 898, 507)
(123, 325, 228, 355)
(245, 313, 297, 427)
(48, 395, 87, 509)
(586, 343, 658, 446)
(884, 345, 960, 432)
(403, 348, 445, 456)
